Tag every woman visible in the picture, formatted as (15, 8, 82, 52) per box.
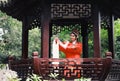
(55, 30, 82, 58)
(54, 30, 82, 77)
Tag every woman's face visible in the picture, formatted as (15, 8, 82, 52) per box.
(70, 33, 77, 42)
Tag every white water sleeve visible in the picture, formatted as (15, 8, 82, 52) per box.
(52, 39, 59, 58)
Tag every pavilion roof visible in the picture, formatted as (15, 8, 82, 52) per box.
(0, 0, 120, 21)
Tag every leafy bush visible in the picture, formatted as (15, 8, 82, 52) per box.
(26, 74, 42, 81)
(0, 68, 21, 81)
(26, 73, 91, 81)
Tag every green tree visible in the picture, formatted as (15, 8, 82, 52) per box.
(0, 11, 22, 63)
(0, 11, 41, 63)
(28, 28, 41, 57)
(114, 18, 120, 59)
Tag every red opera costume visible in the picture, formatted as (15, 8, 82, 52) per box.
(59, 42, 82, 58)
(59, 41, 82, 78)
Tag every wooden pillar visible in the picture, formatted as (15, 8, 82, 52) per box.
(93, 6, 101, 57)
(41, 1, 50, 58)
(81, 21, 89, 58)
(22, 17, 28, 59)
(108, 14, 115, 58)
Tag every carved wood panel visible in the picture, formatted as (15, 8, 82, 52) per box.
(51, 4, 91, 19)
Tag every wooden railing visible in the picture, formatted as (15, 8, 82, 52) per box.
(105, 59, 120, 81)
(32, 52, 111, 81)
(9, 57, 33, 81)
(8, 52, 120, 81)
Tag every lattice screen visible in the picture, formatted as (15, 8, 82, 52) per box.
(51, 4, 91, 19)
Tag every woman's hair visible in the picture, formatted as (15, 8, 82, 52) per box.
(71, 29, 79, 41)
(71, 29, 79, 38)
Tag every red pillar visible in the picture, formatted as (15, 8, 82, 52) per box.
(41, 1, 51, 58)
(93, 6, 101, 58)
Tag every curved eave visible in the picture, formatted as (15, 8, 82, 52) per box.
(0, 0, 39, 21)
(0, 0, 120, 21)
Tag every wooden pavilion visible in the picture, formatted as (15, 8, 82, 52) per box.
(0, 0, 120, 81)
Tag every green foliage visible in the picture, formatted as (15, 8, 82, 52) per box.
(74, 77, 91, 81)
(101, 29, 109, 57)
(28, 28, 41, 57)
(0, 11, 22, 63)
(88, 31, 94, 57)
(48, 73, 59, 81)
(114, 19, 120, 59)
(88, 18, 120, 58)
(0, 63, 6, 69)
(0, 11, 41, 63)
(26, 74, 42, 81)
(26, 73, 91, 81)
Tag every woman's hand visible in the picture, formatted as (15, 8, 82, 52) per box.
(54, 37, 69, 49)
(54, 37, 60, 44)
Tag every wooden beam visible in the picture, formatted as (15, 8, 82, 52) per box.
(93, 6, 101, 58)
